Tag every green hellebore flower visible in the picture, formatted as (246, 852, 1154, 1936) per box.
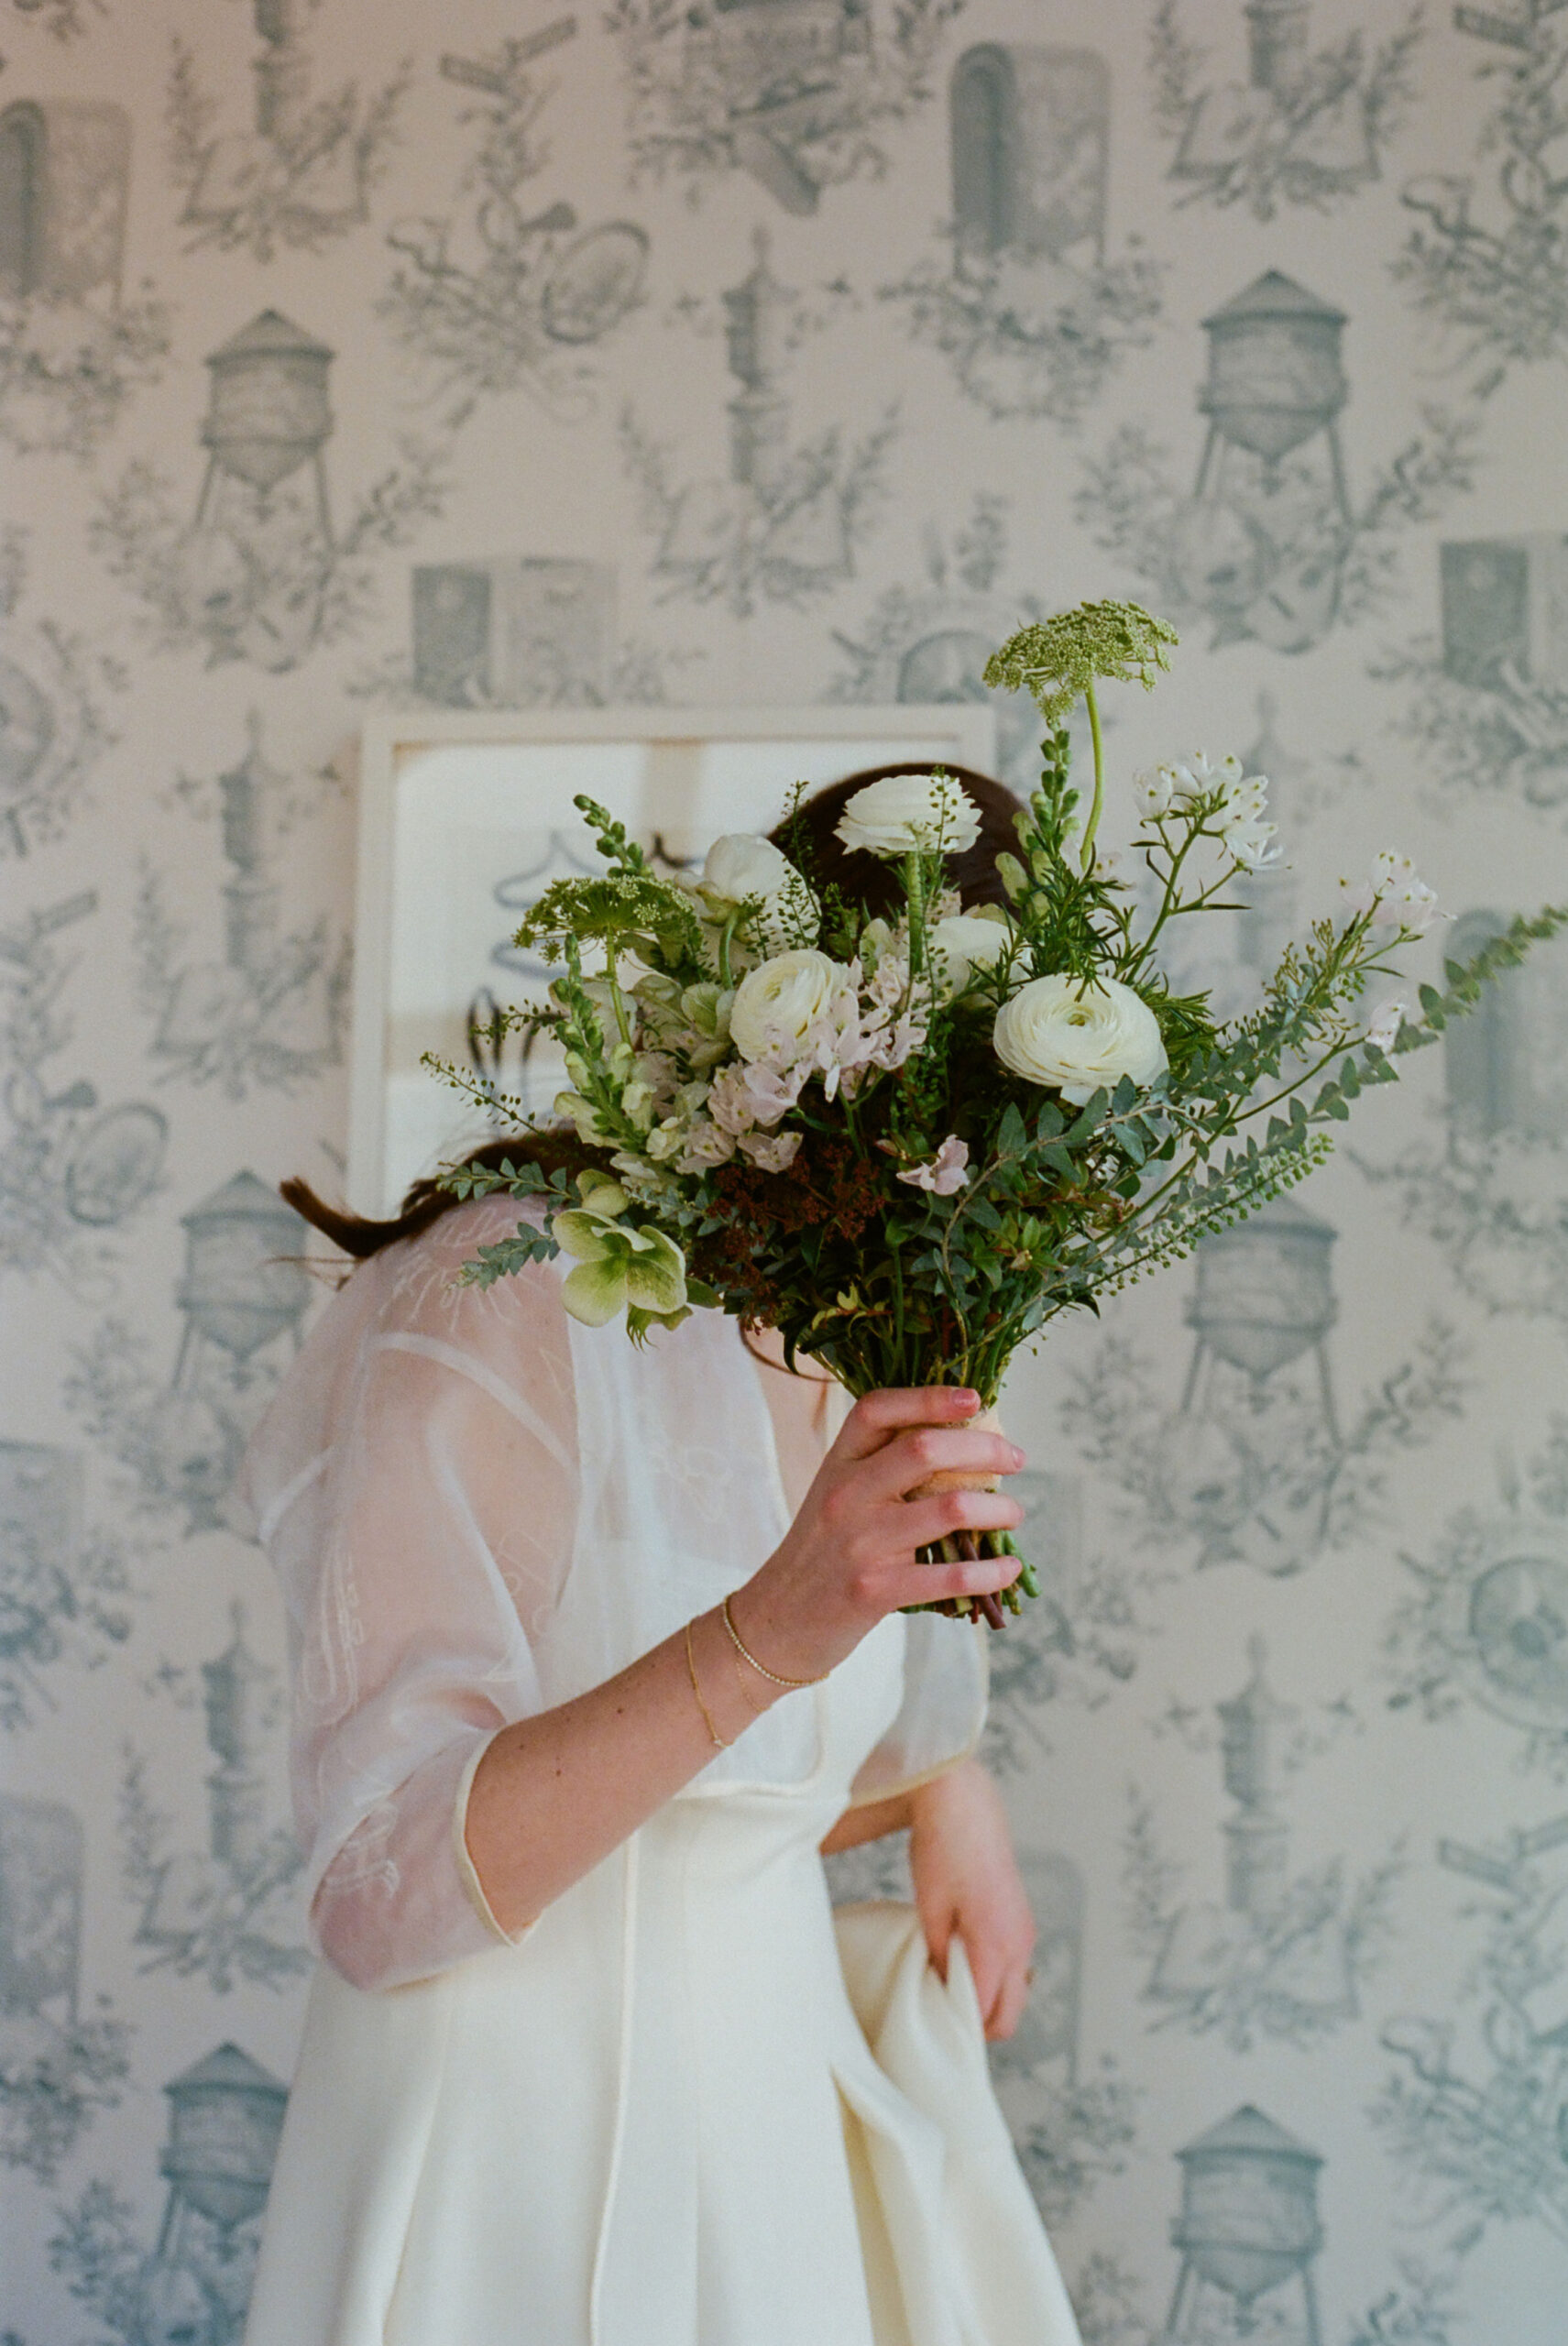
(554, 1176, 689, 1328)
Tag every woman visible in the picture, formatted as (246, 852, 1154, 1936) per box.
(241, 768, 1083, 2346)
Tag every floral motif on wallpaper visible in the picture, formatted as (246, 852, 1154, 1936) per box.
(1357, 915, 1568, 1333)
(1378, 1809, 1568, 2261)
(880, 45, 1162, 427)
(1149, 0, 1421, 221)
(0, 1793, 129, 2185)
(134, 718, 348, 1097)
(1397, 0, 1568, 385)
(1378, 538, 1568, 820)
(609, 0, 961, 214)
(0, 889, 166, 1293)
(167, 2, 411, 261)
(622, 233, 896, 614)
(1125, 1642, 1403, 2052)
(0, 1436, 141, 1735)
(1384, 1416, 1568, 1776)
(0, 531, 120, 858)
(828, 496, 1046, 788)
(0, 96, 169, 459)
(379, 22, 648, 423)
(118, 1611, 308, 1995)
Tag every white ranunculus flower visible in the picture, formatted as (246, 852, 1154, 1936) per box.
(992, 973, 1167, 1102)
(927, 912, 1013, 999)
(729, 948, 847, 1065)
(835, 772, 983, 860)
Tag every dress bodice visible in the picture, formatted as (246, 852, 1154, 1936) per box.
(240, 1194, 986, 1993)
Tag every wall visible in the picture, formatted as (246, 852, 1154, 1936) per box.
(3, 2, 1568, 2341)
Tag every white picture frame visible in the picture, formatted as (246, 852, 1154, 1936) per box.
(347, 704, 998, 1216)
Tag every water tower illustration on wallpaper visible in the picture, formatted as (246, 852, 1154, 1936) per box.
(69, 1172, 310, 1537)
(137, 2043, 288, 2346)
(1181, 269, 1352, 653)
(191, 308, 336, 666)
(1160, 2103, 1326, 2345)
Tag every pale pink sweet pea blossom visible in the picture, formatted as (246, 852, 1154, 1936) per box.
(895, 1136, 970, 1195)
(738, 1130, 803, 1172)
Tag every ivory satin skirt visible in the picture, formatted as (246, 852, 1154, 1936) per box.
(246, 1737, 1081, 2346)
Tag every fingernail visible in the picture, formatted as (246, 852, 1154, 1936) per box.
(1010, 1444, 1025, 1467)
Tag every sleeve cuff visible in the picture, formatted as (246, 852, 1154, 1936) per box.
(452, 1731, 533, 1946)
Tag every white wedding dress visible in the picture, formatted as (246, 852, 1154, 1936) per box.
(240, 1195, 1081, 2346)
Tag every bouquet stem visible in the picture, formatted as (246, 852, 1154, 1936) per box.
(902, 1409, 1039, 1628)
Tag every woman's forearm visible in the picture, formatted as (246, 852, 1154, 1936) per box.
(464, 1605, 778, 1937)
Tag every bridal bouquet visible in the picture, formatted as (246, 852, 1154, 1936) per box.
(433, 601, 1565, 1622)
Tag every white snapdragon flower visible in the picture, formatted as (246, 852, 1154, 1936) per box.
(835, 773, 983, 860)
(927, 912, 1013, 999)
(993, 973, 1167, 1102)
(1339, 852, 1442, 933)
(895, 1135, 970, 1194)
(729, 948, 849, 1065)
(1365, 998, 1407, 1051)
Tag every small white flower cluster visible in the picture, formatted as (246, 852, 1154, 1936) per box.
(1338, 850, 1442, 934)
(1134, 751, 1279, 872)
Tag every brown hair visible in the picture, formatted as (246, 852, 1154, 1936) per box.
(285, 760, 1022, 1261)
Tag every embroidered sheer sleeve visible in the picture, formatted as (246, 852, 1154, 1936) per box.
(243, 1200, 577, 1993)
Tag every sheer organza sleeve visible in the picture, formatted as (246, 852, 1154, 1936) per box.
(845, 1614, 989, 1805)
(246, 1201, 577, 1992)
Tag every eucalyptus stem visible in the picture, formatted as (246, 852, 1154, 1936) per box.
(718, 910, 740, 990)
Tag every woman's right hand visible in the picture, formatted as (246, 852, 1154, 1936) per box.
(729, 1387, 1025, 1683)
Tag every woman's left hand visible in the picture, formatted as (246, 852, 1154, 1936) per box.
(908, 1758, 1036, 2042)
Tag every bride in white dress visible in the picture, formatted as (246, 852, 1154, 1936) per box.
(240, 769, 1084, 2346)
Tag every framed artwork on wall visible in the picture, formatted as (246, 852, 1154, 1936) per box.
(348, 705, 997, 1215)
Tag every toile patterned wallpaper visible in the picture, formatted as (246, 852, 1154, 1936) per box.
(3, 3, 1568, 2341)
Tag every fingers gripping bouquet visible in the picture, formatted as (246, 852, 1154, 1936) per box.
(433, 600, 1567, 1628)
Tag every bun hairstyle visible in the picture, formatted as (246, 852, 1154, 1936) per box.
(285, 759, 1024, 1261)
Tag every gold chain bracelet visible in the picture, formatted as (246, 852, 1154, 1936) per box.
(685, 1617, 730, 1748)
(721, 1595, 828, 1689)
